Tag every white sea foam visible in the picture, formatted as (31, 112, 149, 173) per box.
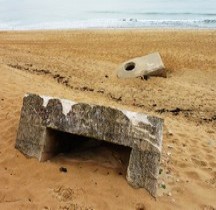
(0, 18, 215, 30)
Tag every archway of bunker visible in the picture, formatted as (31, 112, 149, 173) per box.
(41, 128, 132, 175)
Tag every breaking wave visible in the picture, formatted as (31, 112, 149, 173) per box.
(0, 19, 216, 30)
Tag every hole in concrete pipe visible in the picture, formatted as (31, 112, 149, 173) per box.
(42, 128, 131, 175)
(124, 62, 136, 71)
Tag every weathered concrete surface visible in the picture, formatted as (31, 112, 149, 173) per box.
(117, 52, 166, 78)
(15, 93, 163, 197)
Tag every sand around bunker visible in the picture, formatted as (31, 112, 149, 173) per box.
(0, 29, 215, 210)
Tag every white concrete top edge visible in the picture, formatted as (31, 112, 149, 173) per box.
(24, 93, 153, 125)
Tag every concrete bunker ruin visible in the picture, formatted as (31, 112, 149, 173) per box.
(15, 93, 163, 197)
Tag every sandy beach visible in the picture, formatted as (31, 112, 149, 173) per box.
(0, 29, 215, 210)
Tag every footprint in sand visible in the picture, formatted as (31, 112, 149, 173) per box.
(185, 171, 201, 180)
(52, 186, 74, 202)
(191, 156, 208, 167)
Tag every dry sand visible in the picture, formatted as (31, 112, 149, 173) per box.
(0, 29, 216, 210)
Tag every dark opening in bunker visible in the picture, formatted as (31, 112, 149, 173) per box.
(41, 128, 132, 175)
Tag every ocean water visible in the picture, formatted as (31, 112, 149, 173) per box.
(0, 0, 215, 30)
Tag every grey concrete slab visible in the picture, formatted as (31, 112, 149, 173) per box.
(15, 93, 164, 197)
(117, 52, 166, 79)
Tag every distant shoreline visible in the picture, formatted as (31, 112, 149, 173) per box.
(0, 27, 216, 32)
(0, 18, 215, 31)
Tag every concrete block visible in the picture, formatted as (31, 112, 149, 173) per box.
(15, 93, 164, 197)
(117, 52, 166, 79)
